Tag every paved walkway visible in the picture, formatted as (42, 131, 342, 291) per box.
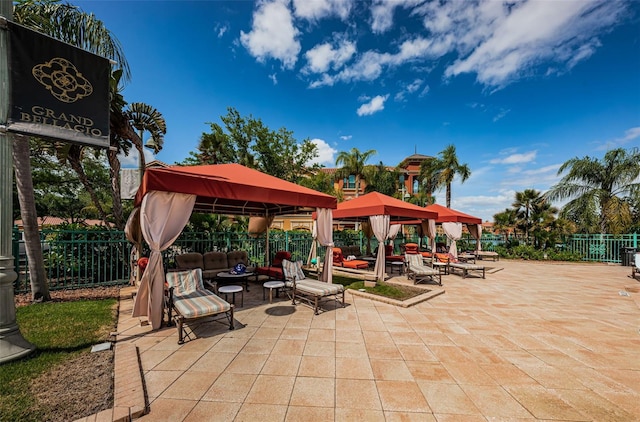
(113, 260, 640, 421)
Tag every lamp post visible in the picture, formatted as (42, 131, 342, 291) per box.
(0, 0, 35, 363)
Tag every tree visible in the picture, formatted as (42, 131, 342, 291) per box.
(418, 156, 443, 205)
(299, 170, 340, 198)
(545, 147, 640, 234)
(493, 208, 518, 240)
(13, 0, 130, 300)
(184, 107, 319, 183)
(127, 102, 167, 180)
(512, 189, 543, 240)
(363, 161, 399, 197)
(335, 148, 377, 198)
(436, 144, 471, 208)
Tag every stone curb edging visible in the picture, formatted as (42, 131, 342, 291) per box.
(347, 286, 445, 307)
(73, 292, 147, 422)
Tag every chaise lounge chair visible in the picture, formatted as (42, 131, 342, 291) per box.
(333, 247, 369, 270)
(164, 268, 234, 344)
(447, 254, 486, 279)
(633, 252, 640, 280)
(282, 259, 345, 315)
(404, 253, 441, 285)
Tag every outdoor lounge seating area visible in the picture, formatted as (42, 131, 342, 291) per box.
(175, 250, 251, 280)
(256, 250, 291, 280)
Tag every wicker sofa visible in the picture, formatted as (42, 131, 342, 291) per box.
(175, 250, 250, 280)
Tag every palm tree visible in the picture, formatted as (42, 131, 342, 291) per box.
(127, 102, 167, 181)
(545, 147, 640, 234)
(493, 208, 518, 240)
(418, 156, 443, 205)
(363, 161, 399, 197)
(13, 0, 130, 300)
(335, 148, 377, 198)
(436, 145, 471, 208)
(512, 189, 543, 240)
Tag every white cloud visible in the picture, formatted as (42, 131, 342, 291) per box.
(293, 0, 352, 21)
(490, 150, 537, 164)
(492, 108, 511, 122)
(269, 73, 278, 84)
(595, 126, 640, 150)
(118, 149, 155, 169)
(240, 0, 300, 69)
(450, 190, 516, 221)
(394, 78, 424, 102)
(304, 39, 356, 74)
(215, 23, 228, 38)
(356, 94, 389, 116)
(370, 0, 423, 34)
(443, 1, 626, 88)
(340, 135, 352, 141)
(307, 138, 337, 166)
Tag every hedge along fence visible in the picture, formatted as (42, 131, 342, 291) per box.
(12, 228, 639, 293)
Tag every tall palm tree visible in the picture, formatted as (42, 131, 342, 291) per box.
(545, 147, 640, 234)
(335, 148, 377, 198)
(13, 0, 130, 300)
(437, 145, 471, 208)
(418, 156, 443, 205)
(127, 102, 167, 181)
(512, 188, 543, 241)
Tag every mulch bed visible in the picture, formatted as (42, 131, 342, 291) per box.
(16, 286, 121, 421)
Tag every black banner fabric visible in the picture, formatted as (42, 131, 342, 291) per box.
(7, 21, 110, 148)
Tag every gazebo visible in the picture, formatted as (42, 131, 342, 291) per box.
(424, 204, 482, 258)
(126, 163, 337, 330)
(328, 192, 438, 282)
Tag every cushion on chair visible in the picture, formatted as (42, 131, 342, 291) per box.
(166, 269, 205, 295)
(176, 253, 204, 270)
(172, 289, 231, 319)
(203, 251, 228, 271)
(272, 251, 292, 267)
(405, 243, 419, 254)
(282, 259, 306, 281)
(227, 251, 248, 268)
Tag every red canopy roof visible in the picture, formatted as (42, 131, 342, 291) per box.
(424, 203, 482, 224)
(134, 163, 337, 215)
(331, 192, 438, 222)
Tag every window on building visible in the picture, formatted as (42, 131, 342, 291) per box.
(343, 175, 356, 189)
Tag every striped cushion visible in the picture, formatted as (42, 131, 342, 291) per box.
(173, 289, 231, 319)
(296, 279, 344, 296)
(450, 263, 484, 270)
(166, 269, 204, 294)
(282, 259, 306, 281)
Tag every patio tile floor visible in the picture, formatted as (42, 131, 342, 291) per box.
(108, 260, 639, 421)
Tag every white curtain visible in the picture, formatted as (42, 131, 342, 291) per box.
(468, 224, 483, 251)
(370, 215, 390, 282)
(124, 208, 142, 285)
(315, 208, 334, 284)
(132, 191, 196, 329)
(442, 222, 463, 258)
(387, 224, 401, 246)
(421, 219, 437, 252)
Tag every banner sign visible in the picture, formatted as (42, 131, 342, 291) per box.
(6, 21, 110, 148)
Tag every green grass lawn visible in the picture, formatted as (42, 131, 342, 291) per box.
(0, 299, 117, 422)
(331, 274, 425, 301)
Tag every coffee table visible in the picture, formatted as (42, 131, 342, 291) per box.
(218, 285, 243, 307)
(361, 257, 377, 269)
(216, 271, 254, 292)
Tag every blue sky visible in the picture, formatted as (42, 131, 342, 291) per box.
(77, 0, 640, 222)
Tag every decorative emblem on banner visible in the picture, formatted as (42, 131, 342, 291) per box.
(32, 58, 93, 103)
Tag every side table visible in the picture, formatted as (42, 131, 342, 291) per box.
(263, 280, 285, 303)
(218, 285, 243, 307)
(432, 262, 449, 275)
